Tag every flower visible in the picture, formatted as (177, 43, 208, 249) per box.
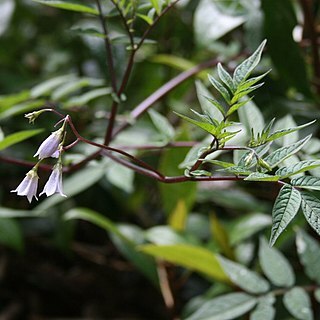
(34, 128, 63, 159)
(11, 168, 39, 203)
(40, 163, 66, 197)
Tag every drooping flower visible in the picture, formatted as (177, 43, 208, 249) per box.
(40, 162, 66, 197)
(34, 128, 63, 159)
(11, 168, 39, 203)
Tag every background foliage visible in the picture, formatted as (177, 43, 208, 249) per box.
(1, 0, 320, 319)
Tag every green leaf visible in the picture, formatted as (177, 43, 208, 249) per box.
(231, 83, 264, 104)
(314, 289, 320, 303)
(276, 160, 320, 179)
(174, 111, 217, 135)
(218, 255, 270, 294)
(208, 74, 231, 104)
(226, 98, 252, 117)
(244, 172, 280, 182)
(65, 87, 112, 107)
(269, 184, 301, 246)
(237, 71, 270, 92)
(267, 120, 316, 144)
(148, 109, 175, 141)
(168, 200, 187, 231)
(291, 176, 320, 191)
(0, 218, 24, 252)
(273, 115, 298, 146)
(250, 296, 276, 320)
(264, 135, 311, 169)
(31, 0, 99, 15)
(217, 63, 235, 93)
(259, 237, 295, 287)
(150, 0, 161, 15)
(219, 166, 252, 175)
(0, 90, 30, 111)
(145, 226, 195, 245)
(30, 74, 76, 98)
(300, 191, 320, 236)
(195, 80, 224, 122)
(136, 13, 153, 25)
(283, 287, 313, 320)
(296, 230, 320, 284)
(0, 129, 44, 151)
(186, 292, 257, 320)
(35, 163, 107, 211)
(229, 213, 272, 245)
(233, 39, 266, 86)
(140, 244, 228, 282)
(65, 209, 158, 284)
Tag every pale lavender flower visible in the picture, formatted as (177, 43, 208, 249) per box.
(34, 128, 63, 159)
(40, 163, 66, 197)
(11, 168, 39, 203)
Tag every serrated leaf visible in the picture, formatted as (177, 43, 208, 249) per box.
(237, 71, 270, 92)
(217, 63, 235, 93)
(259, 237, 295, 287)
(268, 120, 315, 144)
(231, 82, 264, 104)
(140, 244, 228, 282)
(186, 292, 257, 320)
(244, 172, 280, 182)
(0, 129, 44, 151)
(226, 98, 252, 117)
(148, 109, 175, 141)
(291, 176, 320, 191)
(300, 191, 320, 236)
(208, 74, 231, 104)
(32, 0, 99, 15)
(276, 160, 320, 179)
(283, 287, 313, 320)
(269, 184, 301, 246)
(264, 135, 311, 169)
(296, 230, 320, 284)
(233, 39, 266, 86)
(218, 255, 270, 294)
(174, 111, 217, 135)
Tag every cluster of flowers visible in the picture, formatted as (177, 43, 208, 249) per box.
(11, 117, 67, 203)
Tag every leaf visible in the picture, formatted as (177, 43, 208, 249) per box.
(150, 0, 161, 15)
(186, 292, 257, 320)
(136, 13, 153, 25)
(0, 129, 44, 151)
(35, 163, 107, 211)
(268, 120, 316, 145)
(148, 109, 175, 141)
(217, 63, 235, 93)
(219, 166, 252, 175)
(283, 287, 313, 320)
(195, 80, 224, 122)
(276, 160, 320, 179)
(174, 111, 217, 135)
(208, 74, 231, 104)
(31, 0, 99, 15)
(296, 230, 320, 284)
(229, 213, 272, 245)
(140, 244, 228, 282)
(291, 176, 320, 191)
(233, 39, 266, 86)
(169, 200, 187, 231)
(269, 184, 301, 246)
(0, 207, 43, 218)
(238, 99, 265, 138)
(272, 115, 298, 146)
(0, 90, 30, 111)
(65, 87, 112, 107)
(226, 98, 252, 117)
(264, 135, 311, 169)
(300, 191, 320, 236)
(259, 237, 295, 287)
(30, 74, 76, 98)
(244, 172, 280, 182)
(237, 71, 270, 92)
(145, 226, 194, 246)
(250, 296, 276, 320)
(65, 209, 158, 284)
(218, 255, 270, 294)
